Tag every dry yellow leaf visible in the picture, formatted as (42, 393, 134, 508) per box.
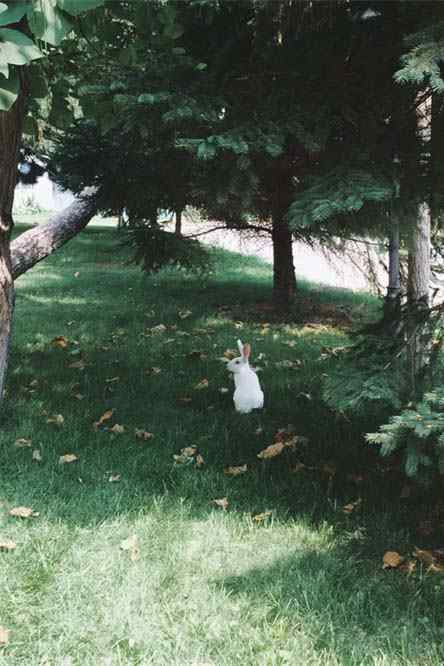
(257, 442, 286, 460)
(224, 464, 248, 477)
(382, 551, 404, 569)
(14, 438, 32, 448)
(51, 335, 69, 349)
(134, 429, 154, 441)
(0, 540, 16, 551)
(0, 626, 9, 645)
(212, 498, 229, 511)
(194, 378, 209, 390)
(59, 454, 79, 465)
(93, 409, 114, 430)
(120, 534, 140, 562)
(253, 511, 272, 523)
(342, 498, 362, 514)
(9, 506, 38, 519)
(46, 414, 64, 426)
(109, 423, 125, 434)
(32, 449, 42, 462)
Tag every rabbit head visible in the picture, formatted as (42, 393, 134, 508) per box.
(227, 339, 251, 374)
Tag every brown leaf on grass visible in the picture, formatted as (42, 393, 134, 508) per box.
(14, 438, 32, 448)
(120, 534, 140, 562)
(0, 626, 9, 645)
(46, 414, 64, 426)
(109, 424, 125, 434)
(196, 454, 205, 468)
(145, 367, 162, 376)
(194, 378, 209, 390)
(253, 511, 272, 523)
(93, 409, 114, 430)
(212, 498, 229, 511)
(223, 349, 237, 360)
(9, 506, 38, 519)
(257, 441, 286, 460)
(51, 335, 69, 349)
(224, 464, 248, 477)
(68, 359, 86, 370)
(427, 562, 444, 573)
(32, 449, 42, 462)
(59, 454, 79, 465)
(413, 547, 436, 567)
(178, 309, 192, 319)
(134, 429, 154, 441)
(0, 540, 16, 551)
(342, 498, 362, 514)
(382, 551, 404, 569)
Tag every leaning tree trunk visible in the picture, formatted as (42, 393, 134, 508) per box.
(0, 83, 26, 405)
(271, 211, 296, 308)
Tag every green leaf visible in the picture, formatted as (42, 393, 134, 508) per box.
(0, 68, 19, 110)
(0, 27, 43, 65)
(28, 3, 73, 46)
(0, 2, 30, 27)
(56, 0, 103, 16)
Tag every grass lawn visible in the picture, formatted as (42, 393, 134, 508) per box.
(0, 223, 443, 665)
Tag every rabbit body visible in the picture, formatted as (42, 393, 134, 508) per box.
(227, 340, 264, 414)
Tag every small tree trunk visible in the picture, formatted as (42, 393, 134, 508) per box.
(384, 218, 401, 322)
(175, 208, 183, 237)
(0, 80, 26, 404)
(271, 211, 296, 308)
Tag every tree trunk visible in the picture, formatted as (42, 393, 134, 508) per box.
(271, 211, 296, 308)
(0, 80, 26, 404)
(384, 217, 401, 322)
(11, 188, 98, 279)
(175, 208, 183, 237)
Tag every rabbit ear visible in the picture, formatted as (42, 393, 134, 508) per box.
(237, 339, 244, 355)
(243, 343, 251, 359)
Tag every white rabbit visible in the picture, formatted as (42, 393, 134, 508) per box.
(226, 339, 264, 414)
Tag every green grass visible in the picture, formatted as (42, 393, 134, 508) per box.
(0, 224, 443, 665)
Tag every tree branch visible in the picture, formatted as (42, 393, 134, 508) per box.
(11, 187, 98, 280)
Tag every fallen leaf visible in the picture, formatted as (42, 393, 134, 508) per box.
(51, 335, 69, 349)
(109, 424, 125, 434)
(108, 474, 121, 483)
(93, 409, 114, 430)
(181, 446, 198, 457)
(427, 562, 444, 573)
(120, 534, 140, 562)
(196, 454, 205, 468)
(68, 359, 86, 370)
(0, 540, 16, 551)
(9, 506, 38, 519)
(145, 367, 162, 376)
(194, 378, 209, 390)
(413, 547, 436, 567)
(178, 309, 192, 319)
(134, 429, 154, 441)
(257, 441, 286, 460)
(223, 349, 237, 359)
(382, 551, 404, 569)
(0, 626, 9, 645)
(212, 498, 229, 511)
(32, 449, 42, 462)
(59, 454, 79, 465)
(253, 511, 272, 523)
(14, 438, 32, 448)
(46, 414, 64, 426)
(342, 498, 362, 514)
(224, 464, 248, 477)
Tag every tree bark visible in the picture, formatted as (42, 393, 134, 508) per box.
(271, 211, 296, 308)
(175, 208, 183, 237)
(11, 188, 98, 280)
(384, 217, 401, 323)
(0, 80, 26, 404)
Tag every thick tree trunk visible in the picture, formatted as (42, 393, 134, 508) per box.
(271, 211, 296, 308)
(175, 208, 183, 237)
(11, 188, 98, 279)
(0, 81, 26, 404)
